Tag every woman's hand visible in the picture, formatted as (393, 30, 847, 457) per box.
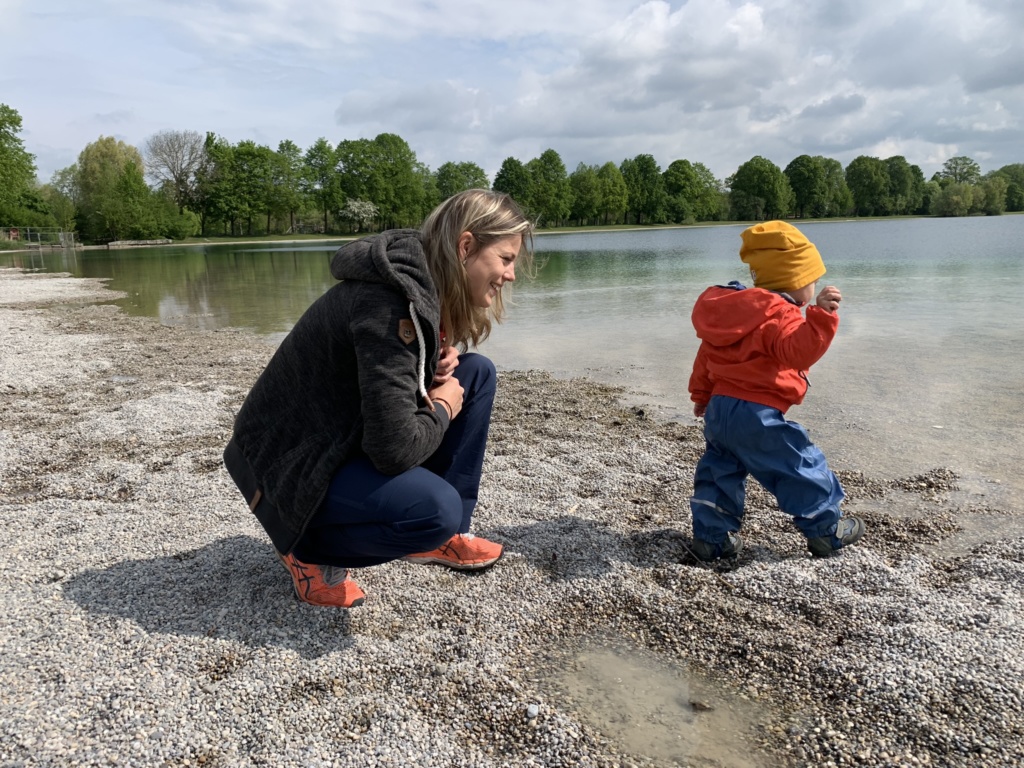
(816, 285, 842, 313)
(428, 376, 464, 421)
(433, 344, 460, 384)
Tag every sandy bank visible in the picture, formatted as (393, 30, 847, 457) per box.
(0, 267, 1021, 767)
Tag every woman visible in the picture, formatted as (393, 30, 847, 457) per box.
(223, 189, 534, 607)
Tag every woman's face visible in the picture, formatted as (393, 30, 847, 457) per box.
(459, 233, 522, 308)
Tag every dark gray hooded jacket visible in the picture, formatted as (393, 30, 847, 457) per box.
(223, 229, 449, 554)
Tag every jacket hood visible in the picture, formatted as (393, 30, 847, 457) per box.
(330, 229, 437, 308)
(692, 282, 796, 347)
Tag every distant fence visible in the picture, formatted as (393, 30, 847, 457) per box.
(1, 226, 78, 249)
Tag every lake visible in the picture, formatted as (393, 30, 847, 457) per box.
(5, 216, 1023, 513)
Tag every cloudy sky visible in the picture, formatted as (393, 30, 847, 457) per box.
(3, 0, 1022, 185)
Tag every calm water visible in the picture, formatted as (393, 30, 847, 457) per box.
(5, 217, 1023, 509)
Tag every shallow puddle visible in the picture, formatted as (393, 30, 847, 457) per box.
(546, 640, 778, 767)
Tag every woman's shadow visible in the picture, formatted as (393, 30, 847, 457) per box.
(63, 535, 356, 659)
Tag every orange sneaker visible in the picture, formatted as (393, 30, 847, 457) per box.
(403, 533, 504, 571)
(278, 553, 365, 608)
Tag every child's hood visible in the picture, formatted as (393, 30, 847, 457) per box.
(692, 283, 793, 346)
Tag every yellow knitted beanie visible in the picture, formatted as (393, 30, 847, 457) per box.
(739, 220, 825, 291)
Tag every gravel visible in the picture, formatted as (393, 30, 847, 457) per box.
(1, 267, 1022, 768)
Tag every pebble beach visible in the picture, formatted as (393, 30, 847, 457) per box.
(1, 267, 1022, 767)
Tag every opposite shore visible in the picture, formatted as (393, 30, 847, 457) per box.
(1, 267, 1021, 767)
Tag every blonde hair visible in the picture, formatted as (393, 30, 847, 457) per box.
(420, 189, 535, 348)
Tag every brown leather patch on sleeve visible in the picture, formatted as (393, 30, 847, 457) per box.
(398, 318, 416, 345)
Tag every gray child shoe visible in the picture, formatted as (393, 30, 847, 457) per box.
(690, 532, 744, 562)
(806, 516, 865, 558)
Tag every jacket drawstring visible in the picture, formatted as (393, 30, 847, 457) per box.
(407, 301, 434, 411)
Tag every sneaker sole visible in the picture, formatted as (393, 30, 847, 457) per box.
(403, 550, 504, 571)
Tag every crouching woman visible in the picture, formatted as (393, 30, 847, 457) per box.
(224, 189, 533, 607)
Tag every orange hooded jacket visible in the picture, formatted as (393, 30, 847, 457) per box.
(689, 283, 839, 414)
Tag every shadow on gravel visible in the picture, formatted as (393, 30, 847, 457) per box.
(490, 516, 693, 579)
(63, 535, 356, 658)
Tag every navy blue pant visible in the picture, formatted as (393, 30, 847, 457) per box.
(690, 395, 844, 544)
(292, 353, 496, 568)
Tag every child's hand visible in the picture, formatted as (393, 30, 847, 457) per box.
(816, 285, 842, 313)
(693, 403, 707, 418)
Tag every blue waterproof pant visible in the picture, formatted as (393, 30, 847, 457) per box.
(690, 395, 844, 544)
(292, 353, 496, 568)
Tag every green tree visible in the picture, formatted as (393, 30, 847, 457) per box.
(568, 163, 600, 225)
(39, 166, 78, 232)
(663, 159, 722, 223)
(728, 156, 792, 220)
(367, 133, 424, 229)
(939, 156, 982, 185)
(492, 157, 531, 209)
(620, 154, 665, 224)
(783, 155, 825, 218)
(595, 161, 628, 225)
(526, 149, 572, 227)
(930, 183, 980, 217)
(816, 157, 853, 217)
(992, 164, 1024, 212)
(193, 133, 239, 235)
(303, 137, 340, 233)
(883, 156, 916, 215)
(0, 104, 37, 222)
(105, 160, 159, 240)
(273, 140, 305, 233)
(233, 140, 275, 235)
(74, 136, 146, 242)
(845, 155, 888, 216)
(979, 176, 1008, 215)
(435, 161, 489, 200)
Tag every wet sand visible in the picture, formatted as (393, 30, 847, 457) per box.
(1, 267, 1021, 767)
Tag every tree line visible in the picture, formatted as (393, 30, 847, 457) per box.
(1, 103, 1022, 246)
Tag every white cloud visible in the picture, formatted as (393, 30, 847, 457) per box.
(3, 0, 1023, 184)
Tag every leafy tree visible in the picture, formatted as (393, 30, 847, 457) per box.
(0, 104, 37, 222)
(435, 161, 489, 200)
(784, 155, 825, 218)
(1006, 182, 1024, 212)
(883, 156, 916, 215)
(620, 154, 665, 224)
(939, 156, 982, 185)
(303, 137, 340, 233)
(106, 160, 158, 240)
(143, 129, 205, 214)
(728, 156, 792, 220)
(663, 159, 722, 223)
(74, 136, 146, 242)
(193, 133, 239, 235)
(595, 161, 628, 225)
(526, 149, 572, 227)
(919, 180, 942, 216)
(40, 166, 78, 232)
(816, 157, 853, 217)
(273, 140, 305, 233)
(992, 164, 1024, 212)
(568, 163, 600, 225)
(367, 133, 424, 229)
(233, 140, 275, 235)
(930, 183, 981, 217)
(417, 162, 441, 220)
(492, 157, 531, 207)
(979, 176, 1008, 215)
(845, 155, 888, 216)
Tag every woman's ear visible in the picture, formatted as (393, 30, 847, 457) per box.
(457, 231, 474, 261)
